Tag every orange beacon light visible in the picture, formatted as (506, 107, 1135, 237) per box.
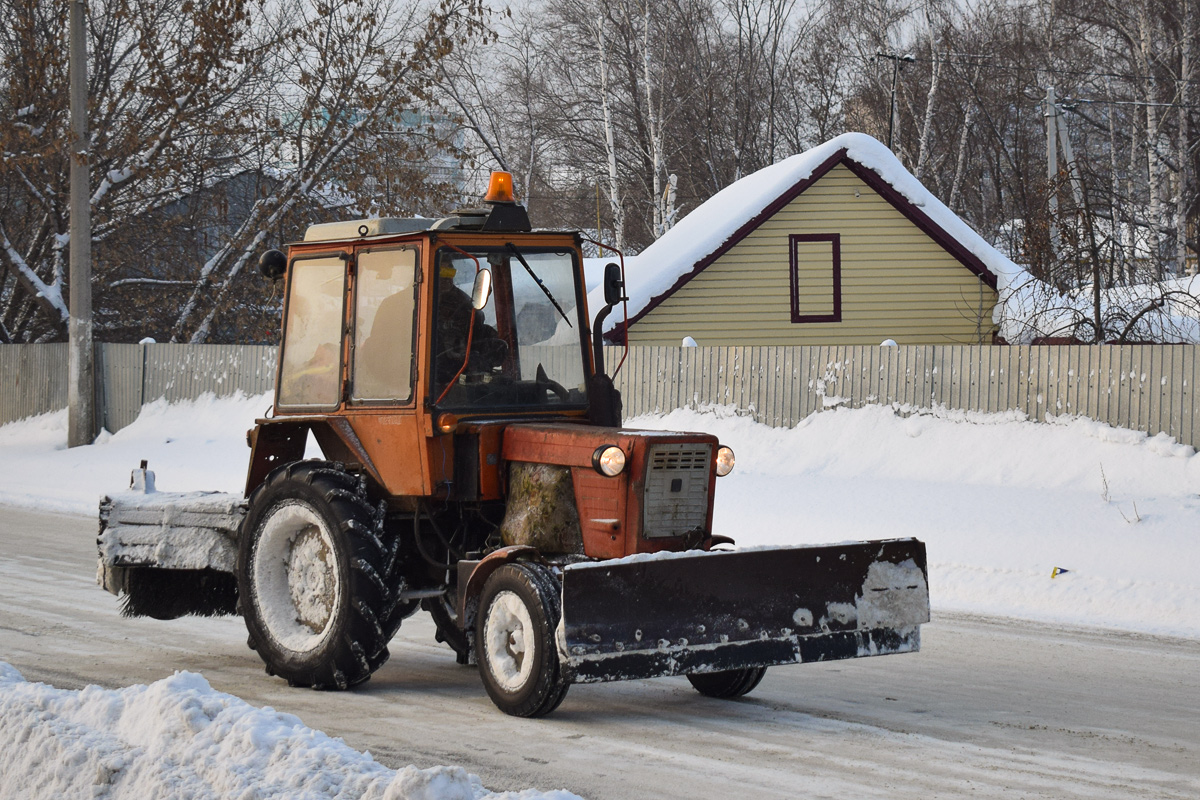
(483, 171, 516, 204)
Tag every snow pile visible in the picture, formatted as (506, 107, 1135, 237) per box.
(588, 132, 1024, 332)
(0, 663, 577, 800)
(629, 404, 1200, 638)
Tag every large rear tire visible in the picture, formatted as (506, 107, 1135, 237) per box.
(475, 563, 569, 717)
(237, 461, 409, 690)
(686, 667, 767, 699)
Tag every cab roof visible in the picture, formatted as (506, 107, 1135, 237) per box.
(301, 202, 548, 244)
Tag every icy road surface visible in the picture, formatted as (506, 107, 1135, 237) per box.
(1, 507, 1197, 799)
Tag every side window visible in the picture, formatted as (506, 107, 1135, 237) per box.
(790, 234, 842, 323)
(278, 256, 347, 409)
(352, 247, 418, 403)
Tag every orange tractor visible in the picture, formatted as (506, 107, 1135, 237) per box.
(98, 173, 929, 716)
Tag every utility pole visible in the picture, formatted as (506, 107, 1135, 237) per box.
(68, 0, 95, 447)
(876, 52, 915, 151)
(1056, 107, 1084, 209)
(1045, 86, 1060, 260)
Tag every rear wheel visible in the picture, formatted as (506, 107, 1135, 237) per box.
(237, 461, 407, 690)
(475, 563, 569, 717)
(686, 667, 767, 699)
(423, 594, 474, 665)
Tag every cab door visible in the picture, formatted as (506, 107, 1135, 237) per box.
(345, 243, 429, 496)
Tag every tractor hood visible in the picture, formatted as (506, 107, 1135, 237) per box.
(501, 424, 721, 559)
(501, 424, 718, 471)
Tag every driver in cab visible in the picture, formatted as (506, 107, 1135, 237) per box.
(434, 259, 507, 389)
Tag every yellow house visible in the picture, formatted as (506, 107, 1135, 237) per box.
(603, 133, 1019, 346)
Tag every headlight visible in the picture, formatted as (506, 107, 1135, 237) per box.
(715, 446, 735, 477)
(592, 445, 626, 477)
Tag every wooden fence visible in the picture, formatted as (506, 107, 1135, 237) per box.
(2, 344, 1198, 448)
(0, 343, 276, 433)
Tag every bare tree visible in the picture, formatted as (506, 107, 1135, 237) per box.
(0, 0, 488, 344)
(427, 0, 1200, 322)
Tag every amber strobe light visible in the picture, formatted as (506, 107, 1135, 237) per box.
(483, 171, 516, 204)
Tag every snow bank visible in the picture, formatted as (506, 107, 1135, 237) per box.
(0, 664, 577, 800)
(629, 404, 1200, 639)
(0, 391, 274, 515)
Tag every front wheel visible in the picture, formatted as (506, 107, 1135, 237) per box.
(686, 667, 767, 699)
(475, 563, 569, 717)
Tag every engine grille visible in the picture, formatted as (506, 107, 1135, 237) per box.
(642, 443, 712, 538)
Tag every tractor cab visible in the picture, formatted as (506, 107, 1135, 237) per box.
(251, 173, 621, 502)
(428, 242, 589, 411)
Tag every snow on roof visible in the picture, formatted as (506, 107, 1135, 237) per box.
(590, 132, 1024, 335)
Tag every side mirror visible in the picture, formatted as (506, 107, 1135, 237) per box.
(471, 268, 493, 310)
(603, 262, 624, 307)
(258, 249, 287, 281)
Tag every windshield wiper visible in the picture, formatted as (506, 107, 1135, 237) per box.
(506, 242, 572, 327)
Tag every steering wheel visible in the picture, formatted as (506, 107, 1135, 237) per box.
(473, 336, 508, 369)
(535, 364, 570, 401)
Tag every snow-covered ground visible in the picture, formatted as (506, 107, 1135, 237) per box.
(636, 404, 1200, 639)
(0, 662, 575, 800)
(2, 391, 1197, 638)
(0, 396, 586, 800)
(0, 394, 267, 513)
(1, 392, 1198, 797)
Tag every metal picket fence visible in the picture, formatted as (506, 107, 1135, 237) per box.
(2, 343, 1198, 448)
(610, 345, 1200, 448)
(0, 343, 276, 433)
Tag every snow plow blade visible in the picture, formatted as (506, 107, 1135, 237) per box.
(559, 538, 929, 684)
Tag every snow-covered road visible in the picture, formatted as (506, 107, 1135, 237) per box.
(2, 506, 1196, 799)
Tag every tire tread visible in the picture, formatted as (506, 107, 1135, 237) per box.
(475, 563, 570, 717)
(686, 666, 767, 699)
(238, 460, 406, 691)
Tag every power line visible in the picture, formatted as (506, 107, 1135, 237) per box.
(864, 51, 1200, 87)
(1061, 97, 1200, 111)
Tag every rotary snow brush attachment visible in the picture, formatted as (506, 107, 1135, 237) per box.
(557, 538, 930, 684)
(112, 567, 238, 620)
(98, 463, 246, 619)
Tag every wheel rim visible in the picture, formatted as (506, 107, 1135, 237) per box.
(252, 500, 343, 654)
(483, 590, 536, 693)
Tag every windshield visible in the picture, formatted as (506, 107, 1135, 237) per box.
(432, 246, 588, 410)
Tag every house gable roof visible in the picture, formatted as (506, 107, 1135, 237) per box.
(605, 133, 1022, 340)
